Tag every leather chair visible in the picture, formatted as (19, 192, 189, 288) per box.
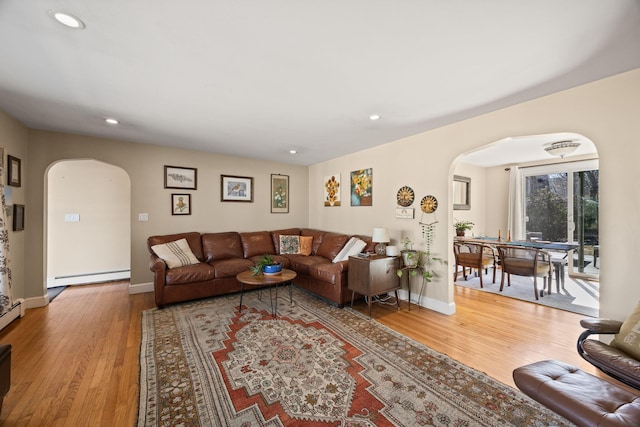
(452, 242, 497, 288)
(496, 245, 552, 300)
(0, 344, 11, 415)
(577, 318, 640, 390)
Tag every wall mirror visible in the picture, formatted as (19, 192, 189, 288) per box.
(453, 175, 471, 210)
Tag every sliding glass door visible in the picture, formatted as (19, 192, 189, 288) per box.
(523, 160, 599, 278)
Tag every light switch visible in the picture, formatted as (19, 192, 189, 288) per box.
(64, 213, 80, 222)
(138, 213, 149, 222)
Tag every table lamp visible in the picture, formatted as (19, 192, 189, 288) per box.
(372, 227, 390, 255)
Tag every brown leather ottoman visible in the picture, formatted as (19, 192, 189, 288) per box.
(513, 360, 640, 427)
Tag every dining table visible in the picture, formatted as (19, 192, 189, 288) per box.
(454, 236, 579, 291)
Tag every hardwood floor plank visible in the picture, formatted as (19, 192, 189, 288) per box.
(0, 280, 628, 426)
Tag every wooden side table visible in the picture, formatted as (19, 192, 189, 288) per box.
(348, 255, 400, 317)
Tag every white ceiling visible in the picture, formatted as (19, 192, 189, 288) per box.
(0, 1, 638, 166)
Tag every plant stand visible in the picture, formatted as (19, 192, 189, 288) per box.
(398, 266, 426, 310)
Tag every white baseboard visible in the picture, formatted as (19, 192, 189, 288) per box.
(47, 270, 130, 288)
(129, 282, 154, 294)
(0, 298, 25, 331)
(396, 289, 456, 315)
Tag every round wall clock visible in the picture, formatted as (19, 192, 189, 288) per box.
(396, 186, 415, 207)
(420, 195, 438, 213)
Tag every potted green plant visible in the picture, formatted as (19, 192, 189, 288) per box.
(399, 237, 419, 268)
(454, 219, 474, 237)
(397, 250, 444, 283)
(250, 254, 282, 276)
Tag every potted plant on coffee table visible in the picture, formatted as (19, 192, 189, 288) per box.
(251, 254, 283, 276)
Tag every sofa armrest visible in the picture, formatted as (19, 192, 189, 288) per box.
(150, 255, 167, 273)
(580, 318, 623, 335)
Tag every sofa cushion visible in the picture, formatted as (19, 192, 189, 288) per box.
(300, 236, 313, 256)
(279, 235, 300, 254)
(148, 232, 203, 261)
(301, 228, 326, 254)
(165, 263, 216, 285)
(316, 232, 350, 260)
(287, 255, 328, 275)
(209, 258, 254, 279)
(151, 238, 200, 269)
(611, 301, 640, 360)
(240, 231, 276, 258)
(332, 237, 367, 262)
(202, 232, 244, 262)
(270, 228, 301, 253)
(351, 235, 375, 253)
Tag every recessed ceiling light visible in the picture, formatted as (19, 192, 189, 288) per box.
(48, 10, 85, 29)
(289, 150, 297, 154)
(369, 114, 381, 121)
(105, 118, 119, 125)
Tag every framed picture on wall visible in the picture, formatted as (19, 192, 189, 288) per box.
(8, 155, 21, 187)
(171, 194, 191, 215)
(350, 168, 372, 206)
(270, 174, 289, 213)
(221, 175, 253, 202)
(13, 204, 24, 231)
(164, 165, 197, 190)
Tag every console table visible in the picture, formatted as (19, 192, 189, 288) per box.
(348, 255, 400, 317)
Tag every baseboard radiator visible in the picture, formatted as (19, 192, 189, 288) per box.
(0, 299, 25, 332)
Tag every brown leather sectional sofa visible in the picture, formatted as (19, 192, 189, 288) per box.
(148, 228, 374, 308)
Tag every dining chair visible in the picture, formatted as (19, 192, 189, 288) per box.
(496, 245, 552, 300)
(453, 242, 497, 288)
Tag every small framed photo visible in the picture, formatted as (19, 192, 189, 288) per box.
(271, 174, 289, 213)
(8, 155, 21, 187)
(164, 165, 197, 190)
(13, 204, 24, 231)
(221, 175, 253, 202)
(171, 194, 191, 215)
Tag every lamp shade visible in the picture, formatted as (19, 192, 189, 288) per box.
(372, 227, 390, 243)
(544, 140, 580, 158)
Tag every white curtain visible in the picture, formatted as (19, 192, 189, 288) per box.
(507, 166, 525, 241)
(0, 182, 12, 315)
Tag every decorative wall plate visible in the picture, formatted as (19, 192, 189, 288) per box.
(396, 186, 415, 207)
(420, 195, 438, 213)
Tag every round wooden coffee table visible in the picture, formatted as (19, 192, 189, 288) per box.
(236, 268, 297, 317)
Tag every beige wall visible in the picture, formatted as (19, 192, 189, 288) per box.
(310, 68, 640, 319)
(47, 160, 131, 280)
(25, 132, 309, 302)
(452, 162, 486, 237)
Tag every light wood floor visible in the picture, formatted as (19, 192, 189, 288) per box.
(0, 281, 622, 426)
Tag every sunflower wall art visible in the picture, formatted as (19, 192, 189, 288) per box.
(350, 168, 372, 206)
(324, 174, 341, 206)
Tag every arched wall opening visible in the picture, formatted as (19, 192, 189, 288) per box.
(46, 159, 131, 290)
(450, 132, 599, 314)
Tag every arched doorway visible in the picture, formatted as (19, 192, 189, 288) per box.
(451, 132, 599, 315)
(46, 159, 131, 291)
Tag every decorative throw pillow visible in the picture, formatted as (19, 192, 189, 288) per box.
(151, 238, 200, 269)
(279, 235, 300, 255)
(332, 237, 367, 263)
(299, 236, 313, 256)
(611, 301, 640, 360)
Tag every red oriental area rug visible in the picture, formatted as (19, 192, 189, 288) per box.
(138, 288, 572, 426)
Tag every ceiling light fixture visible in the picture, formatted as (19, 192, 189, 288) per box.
(289, 150, 297, 154)
(544, 140, 580, 158)
(48, 10, 85, 29)
(369, 114, 381, 121)
(105, 118, 119, 125)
